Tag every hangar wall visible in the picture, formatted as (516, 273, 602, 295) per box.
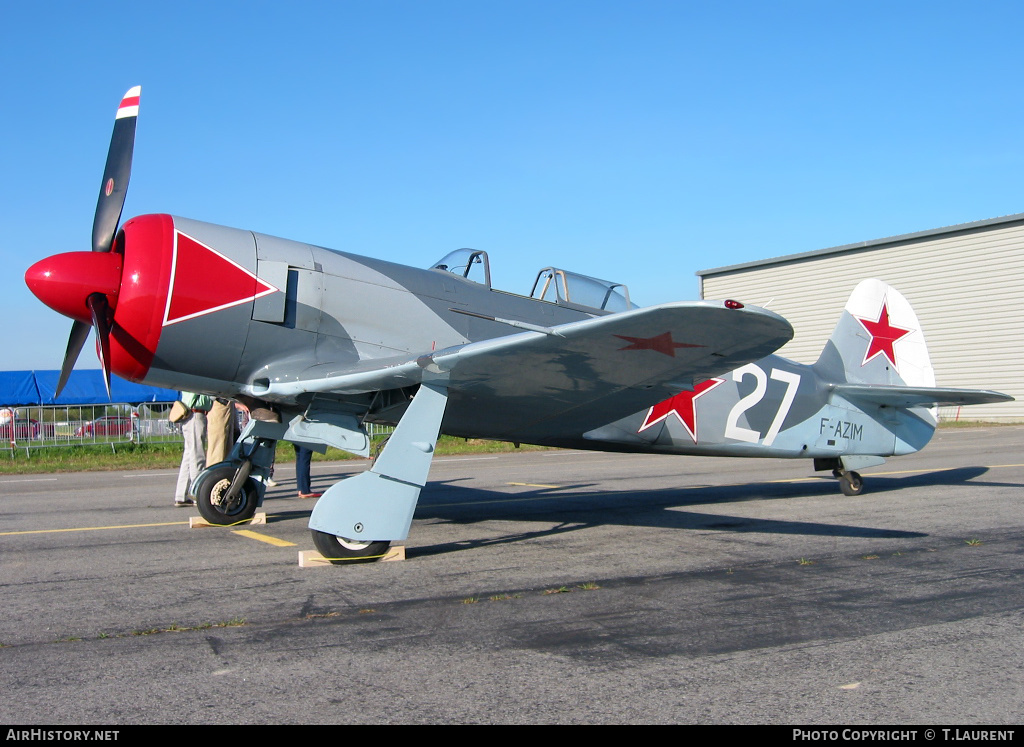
(698, 213, 1024, 421)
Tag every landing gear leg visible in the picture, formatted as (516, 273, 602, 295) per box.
(309, 384, 449, 564)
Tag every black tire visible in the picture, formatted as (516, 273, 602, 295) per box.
(839, 470, 864, 496)
(196, 465, 260, 524)
(311, 530, 390, 564)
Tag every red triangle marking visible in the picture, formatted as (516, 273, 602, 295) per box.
(164, 231, 277, 326)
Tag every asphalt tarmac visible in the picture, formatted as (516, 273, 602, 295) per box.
(1, 425, 1022, 724)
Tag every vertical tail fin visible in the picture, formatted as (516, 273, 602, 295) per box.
(815, 278, 935, 388)
(814, 279, 938, 457)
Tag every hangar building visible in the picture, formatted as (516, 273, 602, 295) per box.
(697, 213, 1023, 421)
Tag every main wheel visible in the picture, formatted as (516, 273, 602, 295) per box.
(196, 465, 260, 524)
(839, 470, 864, 496)
(311, 530, 390, 564)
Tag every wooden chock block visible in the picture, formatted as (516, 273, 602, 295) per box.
(189, 511, 267, 529)
(298, 550, 332, 567)
(298, 545, 405, 567)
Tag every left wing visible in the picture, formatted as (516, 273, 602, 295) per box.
(255, 300, 793, 438)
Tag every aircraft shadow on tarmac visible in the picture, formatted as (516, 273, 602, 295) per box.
(418, 466, 1013, 554)
(262, 465, 1014, 557)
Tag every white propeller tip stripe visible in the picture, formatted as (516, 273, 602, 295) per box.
(115, 86, 141, 119)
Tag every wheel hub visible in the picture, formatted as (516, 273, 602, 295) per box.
(210, 478, 243, 513)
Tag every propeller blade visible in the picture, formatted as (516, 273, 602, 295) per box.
(56, 320, 92, 398)
(92, 86, 141, 253)
(88, 294, 113, 399)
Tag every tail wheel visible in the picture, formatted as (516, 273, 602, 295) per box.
(311, 530, 390, 564)
(839, 470, 864, 496)
(196, 465, 260, 524)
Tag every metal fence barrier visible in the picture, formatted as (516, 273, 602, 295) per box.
(1, 400, 967, 457)
(1, 402, 397, 457)
(1, 402, 180, 455)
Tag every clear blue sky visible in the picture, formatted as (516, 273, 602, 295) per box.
(4, 0, 1024, 371)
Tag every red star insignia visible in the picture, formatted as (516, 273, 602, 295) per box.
(639, 378, 725, 442)
(615, 331, 702, 357)
(855, 301, 913, 370)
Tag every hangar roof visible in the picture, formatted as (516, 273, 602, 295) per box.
(697, 211, 1024, 278)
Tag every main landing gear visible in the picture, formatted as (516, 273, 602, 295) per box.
(190, 384, 445, 562)
(191, 433, 278, 526)
(309, 383, 449, 565)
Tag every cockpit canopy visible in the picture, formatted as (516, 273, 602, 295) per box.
(430, 249, 636, 313)
(431, 248, 491, 287)
(529, 268, 633, 312)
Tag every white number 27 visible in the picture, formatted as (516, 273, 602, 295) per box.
(724, 364, 801, 446)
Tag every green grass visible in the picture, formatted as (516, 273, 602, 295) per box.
(0, 442, 186, 474)
(0, 436, 549, 475)
(937, 419, 1019, 428)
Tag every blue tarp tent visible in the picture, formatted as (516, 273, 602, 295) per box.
(0, 371, 178, 406)
(0, 371, 40, 407)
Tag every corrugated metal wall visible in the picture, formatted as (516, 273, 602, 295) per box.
(698, 216, 1024, 420)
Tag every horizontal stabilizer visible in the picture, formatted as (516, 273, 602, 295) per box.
(832, 383, 1014, 408)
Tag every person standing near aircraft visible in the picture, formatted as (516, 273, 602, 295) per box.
(206, 397, 238, 465)
(174, 391, 213, 507)
(295, 445, 321, 499)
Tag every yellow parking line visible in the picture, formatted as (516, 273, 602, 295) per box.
(0, 521, 186, 536)
(878, 463, 1024, 474)
(232, 529, 296, 547)
(507, 482, 561, 489)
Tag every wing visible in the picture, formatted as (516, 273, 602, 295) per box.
(256, 300, 793, 439)
(833, 383, 1014, 408)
